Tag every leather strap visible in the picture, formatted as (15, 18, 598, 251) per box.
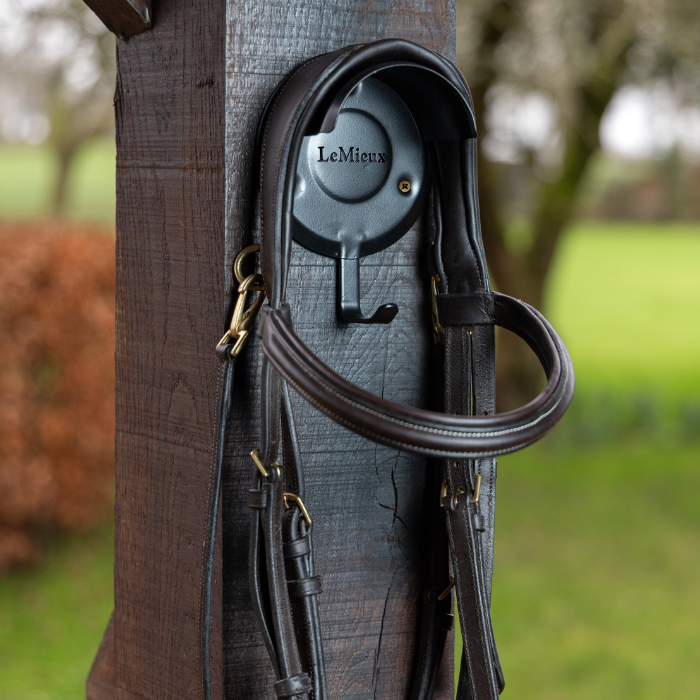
(249, 383, 328, 700)
(202, 348, 236, 700)
(442, 325, 504, 699)
(252, 42, 492, 698)
(436, 293, 493, 325)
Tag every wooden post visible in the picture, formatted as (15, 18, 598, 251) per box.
(87, 1, 456, 698)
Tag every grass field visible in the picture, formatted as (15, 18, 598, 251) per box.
(0, 527, 113, 700)
(1, 442, 697, 700)
(0, 141, 116, 223)
(0, 144, 698, 699)
(458, 441, 700, 699)
(548, 221, 700, 397)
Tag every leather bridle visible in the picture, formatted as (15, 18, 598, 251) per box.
(205, 39, 575, 700)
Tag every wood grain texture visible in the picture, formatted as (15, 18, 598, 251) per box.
(82, 0, 151, 39)
(95, 0, 457, 697)
(107, 0, 226, 697)
(86, 614, 114, 700)
(223, 2, 456, 697)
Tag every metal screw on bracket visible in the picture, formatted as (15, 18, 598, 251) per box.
(399, 180, 411, 193)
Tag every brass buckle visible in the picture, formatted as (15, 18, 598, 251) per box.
(437, 575, 455, 601)
(283, 492, 312, 527)
(250, 448, 280, 479)
(440, 475, 481, 508)
(470, 474, 481, 504)
(431, 274, 445, 343)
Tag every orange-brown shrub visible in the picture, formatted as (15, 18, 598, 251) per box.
(0, 221, 115, 573)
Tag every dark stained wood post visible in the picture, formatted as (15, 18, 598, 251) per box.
(87, 1, 457, 698)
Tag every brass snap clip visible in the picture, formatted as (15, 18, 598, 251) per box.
(217, 246, 266, 357)
(234, 244, 265, 290)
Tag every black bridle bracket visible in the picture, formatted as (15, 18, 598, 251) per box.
(293, 78, 426, 324)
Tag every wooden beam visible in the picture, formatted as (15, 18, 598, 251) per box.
(88, 0, 457, 697)
(86, 0, 227, 697)
(81, 0, 151, 39)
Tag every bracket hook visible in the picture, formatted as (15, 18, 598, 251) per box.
(338, 257, 398, 324)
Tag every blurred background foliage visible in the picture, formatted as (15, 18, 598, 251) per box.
(457, 0, 700, 407)
(0, 0, 698, 698)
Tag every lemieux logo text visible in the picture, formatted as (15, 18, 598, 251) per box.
(318, 147, 387, 163)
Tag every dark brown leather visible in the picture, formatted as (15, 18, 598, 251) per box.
(263, 471, 308, 696)
(283, 535, 311, 559)
(249, 384, 328, 700)
(288, 577, 323, 597)
(274, 673, 313, 698)
(258, 40, 476, 312)
(436, 293, 493, 325)
(248, 489, 268, 509)
(202, 352, 236, 700)
(261, 293, 573, 458)
(443, 323, 501, 698)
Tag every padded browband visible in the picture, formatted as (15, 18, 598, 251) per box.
(261, 292, 573, 458)
(257, 38, 574, 456)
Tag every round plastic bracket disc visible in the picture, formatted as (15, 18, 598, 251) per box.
(293, 77, 426, 260)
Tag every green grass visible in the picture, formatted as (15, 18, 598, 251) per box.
(547, 221, 700, 397)
(0, 525, 113, 700)
(457, 440, 700, 699)
(0, 140, 115, 223)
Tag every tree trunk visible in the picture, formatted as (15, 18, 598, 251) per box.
(478, 118, 601, 410)
(462, 1, 633, 410)
(52, 142, 78, 217)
